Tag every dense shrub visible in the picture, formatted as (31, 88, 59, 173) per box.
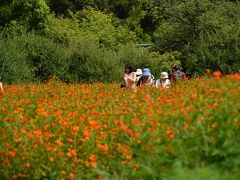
(66, 39, 120, 83)
(0, 32, 69, 83)
(23, 34, 69, 81)
(0, 29, 182, 84)
(186, 30, 240, 75)
(0, 34, 34, 83)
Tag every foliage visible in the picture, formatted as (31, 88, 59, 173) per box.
(0, 20, 28, 37)
(76, 8, 138, 49)
(23, 34, 69, 81)
(44, 8, 138, 49)
(185, 1, 240, 74)
(0, 33, 34, 83)
(153, 0, 240, 74)
(65, 40, 121, 83)
(43, 13, 90, 44)
(0, 32, 68, 83)
(0, 3, 12, 27)
(0, 0, 50, 29)
(116, 46, 181, 78)
(1, 0, 240, 82)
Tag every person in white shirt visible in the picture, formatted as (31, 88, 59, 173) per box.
(123, 65, 137, 89)
(135, 69, 143, 83)
(155, 72, 171, 89)
(0, 81, 4, 92)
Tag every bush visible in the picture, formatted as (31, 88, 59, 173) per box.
(23, 33, 69, 81)
(0, 32, 69, 83)
(66, 39, 122, 83)
(0, 34, 34, 83)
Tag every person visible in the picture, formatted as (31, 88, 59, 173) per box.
(122, 65, 137, 89)
(135, 68, 143, 83)
(137, 68, 154, 87)
(155, 72, 171, 89)
(0, 78, 4, 92)
(171, 65, 186, 82)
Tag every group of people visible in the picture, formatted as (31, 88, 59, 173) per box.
(122, 65, 186, 90)
(0, 65, 186, 93)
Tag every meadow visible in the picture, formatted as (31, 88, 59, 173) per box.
(0, 73, 240, 179)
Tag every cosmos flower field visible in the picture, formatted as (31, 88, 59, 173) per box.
(0, 74, 240, 179)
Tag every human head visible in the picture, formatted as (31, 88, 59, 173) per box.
(160, 72, 169, 80)
(173, 65, 179, 71)
(142, 68, 151, 77)
(136, 69, 143, 76)
(141, 68, 151, 84)
(125, 65, 134, 74)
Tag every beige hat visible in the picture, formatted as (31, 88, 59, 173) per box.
(160, 72, 169, 79)
(136, 69, 143, 75)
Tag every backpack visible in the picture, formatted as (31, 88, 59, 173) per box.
(155, 79, 162, 88)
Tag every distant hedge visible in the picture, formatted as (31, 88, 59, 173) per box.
(0, 32, 181, 84)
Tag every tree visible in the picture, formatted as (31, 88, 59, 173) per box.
(0, 0, 50, 29)
(153, 0, 213, 53)
(186, 1, 240, 74)
(76, 8, 137, 49)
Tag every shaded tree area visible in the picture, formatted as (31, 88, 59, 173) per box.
(0, 0, 240, 83)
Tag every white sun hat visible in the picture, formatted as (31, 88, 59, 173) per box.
(136, 69, 143, 75)
(160, 72, 169, 79)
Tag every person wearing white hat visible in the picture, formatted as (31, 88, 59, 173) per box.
(135, 69, 143, 83)
(155, 72, 171, 89)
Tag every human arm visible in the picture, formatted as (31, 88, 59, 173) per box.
(124, 72, 136, 83)
(0, 82, 4, 92)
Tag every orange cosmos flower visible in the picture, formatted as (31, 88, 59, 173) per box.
(34, 129, 41, 136)
(25, 163, 31, 168)
(67, 149, 77, 158)
(120, 124, 128, 130)
(83, 128, 91, 137)
(69, 173, 75, 179)
(89, 154, 97, 168)
(28, 132, 35, 139)
(126, 154, 132, 160)
(17, 174, 23, 177)
(211, 103, 218, 109)
(231, 73, 240, 79)
(236, 121, 240, 126)
(55, 139, 64, 146)
(14, 138, 22, 143)
(72, 126, 80, 131)
(8, 150, 17, 158)
(61, 170, 66, 175)
(168, 133, 175, 139)
(97, 144, 108, 152)
(121, 147, 129, 154)
(213, 71, 222, 77)
(49, 157, 54, 162)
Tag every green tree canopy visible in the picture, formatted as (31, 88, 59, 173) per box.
(0, 0, 50, 29)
